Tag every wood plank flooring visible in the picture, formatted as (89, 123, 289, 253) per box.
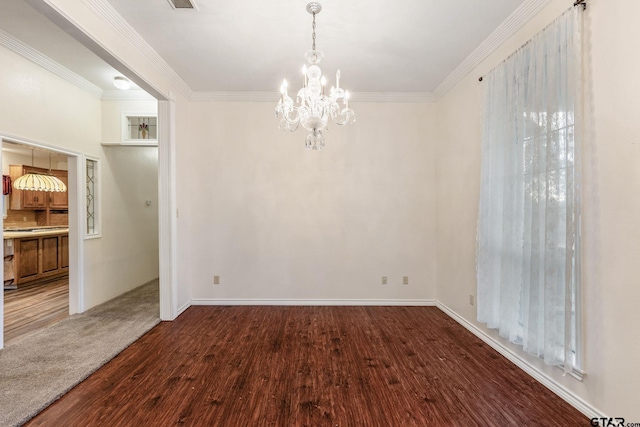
(26, 306, 587, 426)
(3, 276, 68, 344)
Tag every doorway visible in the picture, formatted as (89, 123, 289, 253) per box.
(1, 139, 79, 345)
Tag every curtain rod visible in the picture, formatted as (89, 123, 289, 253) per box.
(478, 1, 586, 82)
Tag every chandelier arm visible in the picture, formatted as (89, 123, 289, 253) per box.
(282, 109, 301, 125)
(331, 112, 348, 126)
(331, 108, 355, 126)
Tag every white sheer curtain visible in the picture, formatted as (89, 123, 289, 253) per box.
(477, 7, 582, 372)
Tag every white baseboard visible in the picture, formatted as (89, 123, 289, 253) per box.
(192, 298, 436, 306)
(436, 301, 604, 420)
(177, 301, 191, 316)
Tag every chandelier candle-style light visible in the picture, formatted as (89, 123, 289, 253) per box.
(275, 1, 355, 150)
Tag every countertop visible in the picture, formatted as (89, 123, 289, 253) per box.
(3, 227, 69, 239)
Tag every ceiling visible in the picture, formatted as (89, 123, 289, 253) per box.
(0, 0, 528, 95)
(2, 141, 68, 161)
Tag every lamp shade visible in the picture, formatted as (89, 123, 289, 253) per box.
(13, 173, 67, 192)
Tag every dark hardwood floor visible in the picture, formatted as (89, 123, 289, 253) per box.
(26, 306, 587, 426)
(3, 276, 69, 344)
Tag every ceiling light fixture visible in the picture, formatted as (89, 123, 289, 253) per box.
(275, 2, 355, 150)
(113, 76, 132, 90)
(13, 150, 67, 193)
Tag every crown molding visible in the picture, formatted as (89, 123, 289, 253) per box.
(432, 0, 553, 100)
(190, 91, 278, 102)
(0, 29, 103, 99)
(354, 92, 435, 103)
(190, 91, 435, 103)
(101, 89, 155, 101)
(83, 0, 193, 99)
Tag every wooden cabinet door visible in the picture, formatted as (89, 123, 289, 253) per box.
(41, 236, 60, 273)
(22, 190, 47, 209)
(16, 238, 39, 280)
(60, 235, 69, 268)
(49, 170, 68, 209)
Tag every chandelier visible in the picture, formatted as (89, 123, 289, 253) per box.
(275, 2, 355, 150)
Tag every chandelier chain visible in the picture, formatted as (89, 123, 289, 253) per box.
(312, 12, 316, 51)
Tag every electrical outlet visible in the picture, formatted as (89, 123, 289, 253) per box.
(213, 275, 220, 285)
(382, 276, 387, 285)
(403, 276, 409, 285)
(469, 294, 475, 306)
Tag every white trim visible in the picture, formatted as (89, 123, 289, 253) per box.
(436, 301, 603, 420)
(101, 141, 158, 147)
(190, 91, 436, 103)
(352, 92, 435, 103)
(432, 0, 553, 100)
(101, 90, 155, 101)
(157, 98, 178, 321)
(0, 29, 103, 99)
(192, 299, 436, 306)
(177, 301, 191, 316)
(69, 155, 84, 314)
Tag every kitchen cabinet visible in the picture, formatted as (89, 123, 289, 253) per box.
(9, 165, 68, 210)
(4, 230, 69, 286)
(48, 169, 69, 209)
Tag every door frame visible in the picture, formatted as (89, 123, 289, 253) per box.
(0, 134, 84, 349)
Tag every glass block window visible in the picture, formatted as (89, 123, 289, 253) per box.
(86, 158, 97, 236)
(126, 116, 157, 140)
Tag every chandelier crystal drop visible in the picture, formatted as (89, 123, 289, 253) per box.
(275, 1, 355, 151)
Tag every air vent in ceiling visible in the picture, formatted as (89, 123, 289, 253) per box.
(167, 0, 196, 9)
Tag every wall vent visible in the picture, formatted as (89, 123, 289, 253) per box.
(167, 0, 196, 9)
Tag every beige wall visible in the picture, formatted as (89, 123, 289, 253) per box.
(184, 101, 437, 301)
(436, 0, 640, 419)
(0, 48, 101, 156)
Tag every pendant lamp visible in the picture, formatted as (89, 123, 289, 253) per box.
(13, 150, 67, 193)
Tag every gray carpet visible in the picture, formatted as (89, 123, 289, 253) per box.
(0, 279, 160, 427)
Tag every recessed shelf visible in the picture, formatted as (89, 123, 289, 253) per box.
(122, 113, 157, 143)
